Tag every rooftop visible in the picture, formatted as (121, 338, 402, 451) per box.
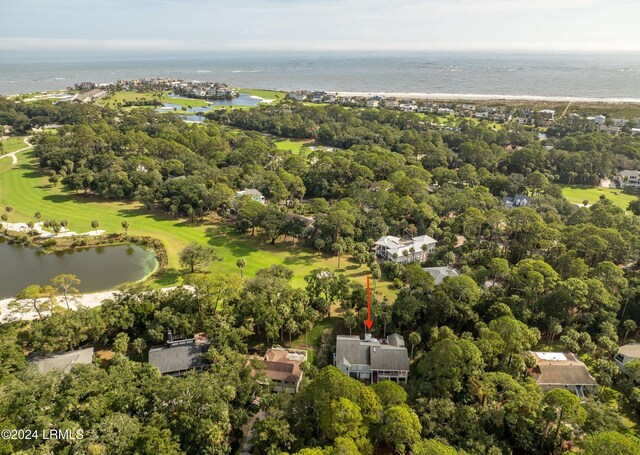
(30, 347, 94, 374)
(423, 267, 460, 285)
(148, 335, 210, 375)
(619, 344, 640, 359)
(528, 351, 597, 387)
(335, 334, 410, 372)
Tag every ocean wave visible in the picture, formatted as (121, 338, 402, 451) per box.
(196, 70, 211, 73)
(230, 70, 261, 73)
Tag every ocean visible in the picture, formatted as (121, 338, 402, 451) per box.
(1, 50, 640, 101)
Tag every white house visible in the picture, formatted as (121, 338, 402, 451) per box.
(617, 170, 640, 189)
(287, 91, 307, 102)
(594, 115, 607, 125)
(375, 234, 437, 263)
(615, 344, 640, 374)
(236, 188, 266, 204)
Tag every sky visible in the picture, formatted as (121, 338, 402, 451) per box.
(1, 0, 640, 52)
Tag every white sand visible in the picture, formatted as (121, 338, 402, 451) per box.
(333, 91, 640, 104)
(0, 285, 193, 323)
(1, 222, 105, 238)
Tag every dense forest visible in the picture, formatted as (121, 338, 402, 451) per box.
(2, 96, 640, 453)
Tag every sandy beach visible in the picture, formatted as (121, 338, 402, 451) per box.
(332, 91, 640, 104)
(0, 285, 192, 323)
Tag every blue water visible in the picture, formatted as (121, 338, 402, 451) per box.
(1, 50, 640, 99)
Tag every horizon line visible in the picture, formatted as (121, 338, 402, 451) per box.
(2, 38, 640, 53)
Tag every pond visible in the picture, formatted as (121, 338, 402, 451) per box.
(156, 93, 263, 119)
(0, 242, 158, 298)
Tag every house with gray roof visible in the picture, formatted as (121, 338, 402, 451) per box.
(375, 234, 437, 263)
(148, 331, 210, 376)
(423, 267, 460, 285)
(502, 194, 531, 209)
(527, 351, 597, 398)
(30, 347, 94, 374)
(334, 334, 409, 383)
(236, 188, 266, 204)
(617, 170, 640, 189)
(615, 344, 640, 374)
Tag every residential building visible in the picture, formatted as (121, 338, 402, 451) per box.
(437, 107, 455, 116)
(366, 96, 384, 108)
(334, 334, 410, 383)
(285, 212, 315, 230)
(502, 194, 531, 208)
(538, 109, 555, 120)
(73, 82, 96, 91)
(617, 170, 640, 189)
(29, 347, 94, 374)
(615, 344, 640, 374)
(286, 91, 306, 101)
(631, 128, 640, 136)
(422, 266, 460, 285)
(594, 115, 607, 125)
(599, 124, 621, 135)
(248, 346, 307, 393)
(384, 98, 399, 108)
(374, 234, 437, 263)
(236, 188, 266, 204)
(527, 351, 597, 397)
(148, 331, 210, 376)
(74, 89, 107, 103)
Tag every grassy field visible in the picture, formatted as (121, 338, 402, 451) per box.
(0, 150, 396, 299)
(1, 137, 29, 154)
(98, 91, 210, 109)
(238, 88, 288, 102)
(273, 138, 315, 155)
(561, 184, 638, 210)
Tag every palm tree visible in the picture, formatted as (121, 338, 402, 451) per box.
(332, 242, 344, 268)
(4, 206, 13, 223)
(408, 332, 421, 360)
(91, 220, 100, 233)
(236, 258, 246, 278)
(34, 212, 41, 222)
(121, 220, 130, 235)
(132, 338, 147, 361)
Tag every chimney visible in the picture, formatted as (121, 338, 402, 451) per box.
(166, 329, 173, 344)
(364, 333, 372, 342)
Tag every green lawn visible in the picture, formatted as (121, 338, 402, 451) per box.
(238, 88, 287, 102)
(98, 91, 209, 109)
(561, 184, 638, 210)
(0, 151, 397, 298)
(1, 137, 29, 154)
(273, 138, 314, 155)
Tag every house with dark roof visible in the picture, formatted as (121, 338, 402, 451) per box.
(248, 346, 307, 393)
(502, 194, 531, 209)
(615, 344, 640, 374)
(422, 266, 460, 285)
(29, 347, 94, 374)
(527, 351, 597, 398)
(334, 334, 410, 383)
(148, 331, 210, 376)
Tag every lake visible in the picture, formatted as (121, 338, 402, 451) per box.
(0, 242, 158, 298)
(156, 92, 263, 120)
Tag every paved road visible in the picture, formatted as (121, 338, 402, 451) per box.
(0, 136, 33, 164)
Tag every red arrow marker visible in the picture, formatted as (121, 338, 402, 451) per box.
(365, 275, 373, 330)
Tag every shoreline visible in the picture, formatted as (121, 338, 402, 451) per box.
(332, 91, 640, 104)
